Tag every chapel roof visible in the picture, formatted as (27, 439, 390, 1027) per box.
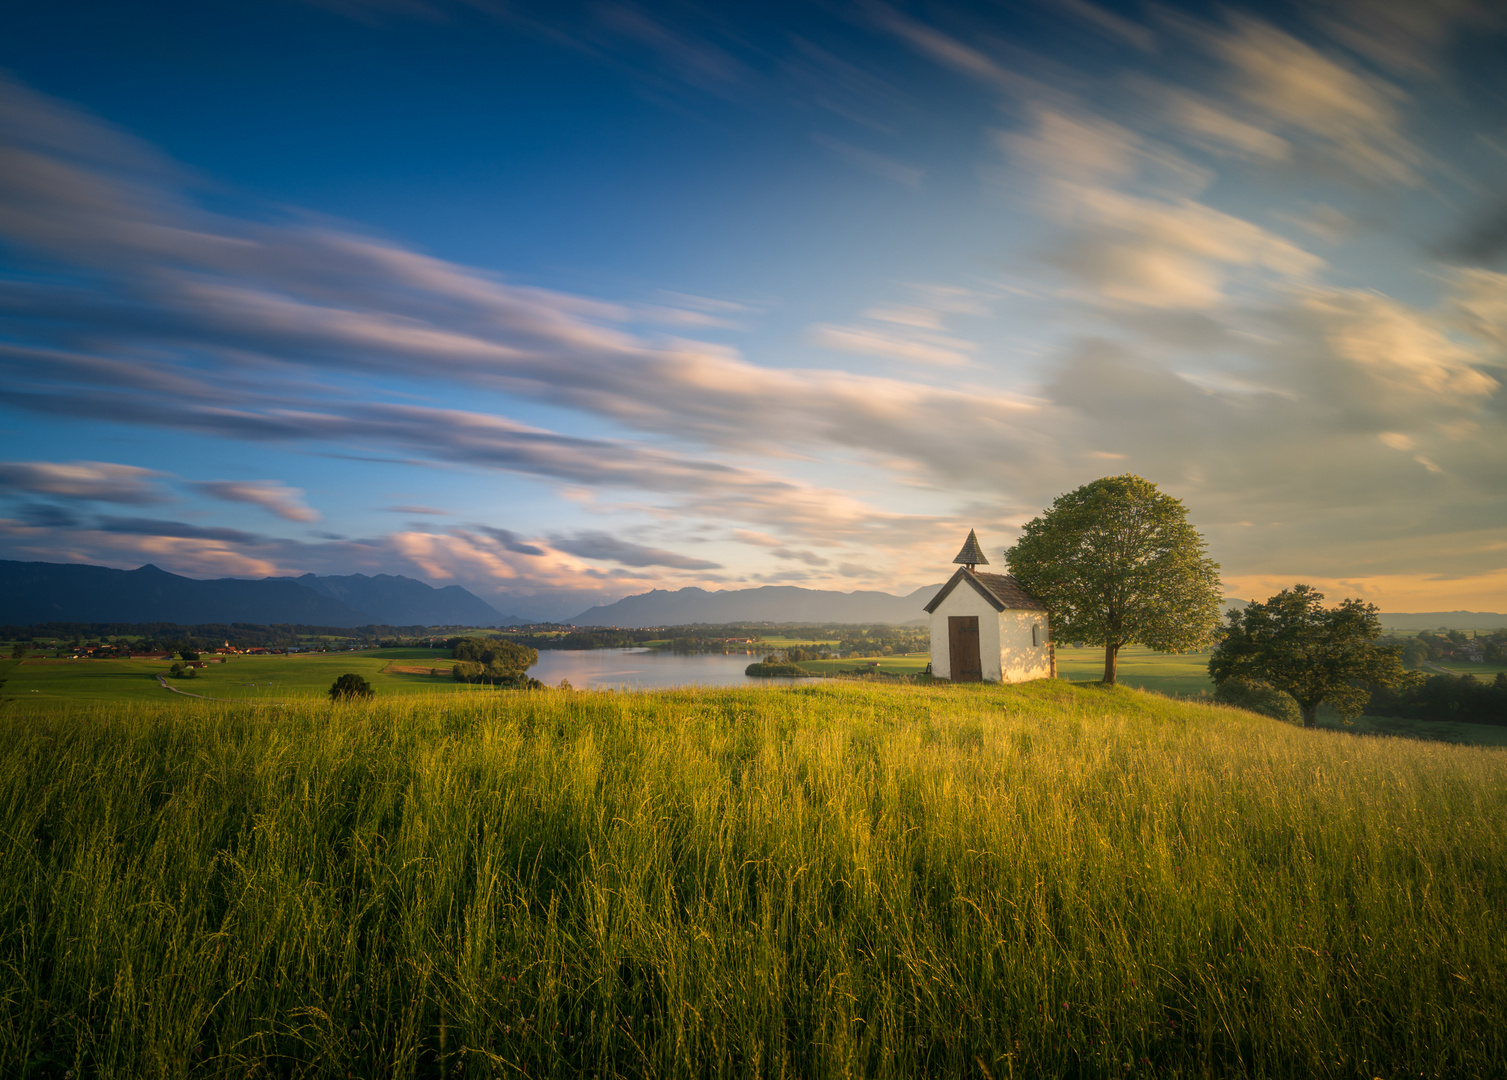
(923, 566, 1048, 614)
(952, 529, 989, 567)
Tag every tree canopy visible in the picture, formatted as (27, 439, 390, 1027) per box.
(1005, 475, 1223, 684)
(328, 673, 374, 701)
(1208, 585, 1415, 728)
(450, 636, 540, 687)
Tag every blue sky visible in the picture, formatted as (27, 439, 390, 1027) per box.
(2, 0, 1506, 620)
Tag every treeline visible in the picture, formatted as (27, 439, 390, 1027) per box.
(447, 637, 542, 688)
(831, 626, 929, 656)
(489, 623, 930, 654)
(500, 628, 664, 651)
(2, 620, 436, 651)
(1368, 672, 1507, 727)
(1396, 629, 1507, 667)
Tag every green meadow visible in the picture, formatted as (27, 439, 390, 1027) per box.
(5, 648, 458, 711)
(3, 682, 1504, 1078)
(795, 652, 931, 677)
(791, 646, 1218, 695)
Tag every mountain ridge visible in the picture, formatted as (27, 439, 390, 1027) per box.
(566, 584, 942, 627)
(0, 560, 519, 627)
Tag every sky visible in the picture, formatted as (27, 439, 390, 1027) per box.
(1, 0, 1506, 621)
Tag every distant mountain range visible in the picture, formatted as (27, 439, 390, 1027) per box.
(566, 584, 943, 627)
(0, 560, 519, 628)
(6, 559, 1501, 632)
(1220, 597, 1505, 631)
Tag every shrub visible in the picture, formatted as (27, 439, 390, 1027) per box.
(329, 673, 375, 701)
(745, 662, 803, 677)
(451, 662, 543, 689)
(1214, 676, 1301, 724)
(450, 637, 538, 671)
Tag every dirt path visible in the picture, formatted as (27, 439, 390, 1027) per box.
(155, 673, 285, 705)
(382, 662, 450, 676)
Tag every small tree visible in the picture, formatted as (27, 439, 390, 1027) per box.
(1005, 475, 1223, 684)
(10, 643, 26, 660)
(179, 648, 201, 662)
(329, 673, 375, 701)
(1208, 585, 1416, 729)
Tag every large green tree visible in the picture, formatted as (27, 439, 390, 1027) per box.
(1005, 475, 1223, 685)
(328, 673, 374, 701)
(1208, 585, 1414, 729)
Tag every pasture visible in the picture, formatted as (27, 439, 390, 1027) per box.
(795, 652, 930, 676)
(1435, 660, 1507, 677)
(2, 681, 1504, 1078)
(3, 648, 457, 710)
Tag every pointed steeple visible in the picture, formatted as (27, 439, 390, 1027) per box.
(952, 529, 989, 570)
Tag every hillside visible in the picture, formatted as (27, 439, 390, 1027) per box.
(278, 572, 513, 626)
(0, 559, 517, 627)
(567, 583, 942, 627)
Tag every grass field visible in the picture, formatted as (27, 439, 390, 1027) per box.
(1434, 660, 1507, 677)
(3, 682, 1504, 1078)
(791, 646, 1218, 695)
(753, 637, 841, 649)
(3, 647, 459, 710)
(795, 652, 929, 676)
(1053, 645, 1218, 695)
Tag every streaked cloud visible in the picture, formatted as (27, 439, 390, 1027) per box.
(809, 323, 973, 366)
(0, 460, 166, 504)
(1210, 14, 1425, 185)
(550, 531, 723, 570)
(196, 480, 320, 522)
(474, 526, 545, 557)
(2, 0, 1506, 616)
(809, 132, 924, 189)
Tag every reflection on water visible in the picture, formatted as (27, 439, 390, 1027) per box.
(529, 648, 814, 690)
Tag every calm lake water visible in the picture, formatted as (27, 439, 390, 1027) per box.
(529, 648, 812, 690)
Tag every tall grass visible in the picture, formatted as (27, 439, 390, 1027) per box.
(2, 681, 1504, 1078)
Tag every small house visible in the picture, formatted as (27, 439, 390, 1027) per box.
(924, 530, 1054, 683)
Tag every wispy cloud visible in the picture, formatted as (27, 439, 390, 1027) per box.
(474, 526, 545, 557)
(0, 460, 167, 504)
(809, 132, 924, 189)
(1208, 14, 1425, 185)
(196, 480, 320, 522)
(550, 531, 723, 570)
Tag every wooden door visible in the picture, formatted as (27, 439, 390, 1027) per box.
(948, 615, 982, 682)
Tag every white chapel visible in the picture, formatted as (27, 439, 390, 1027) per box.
(924, 530, 1055, 683)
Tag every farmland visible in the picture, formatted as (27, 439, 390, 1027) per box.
(3, 647, 456, 711)
(2, 644, 1220, 710)
(3, 681, 1505, 1078)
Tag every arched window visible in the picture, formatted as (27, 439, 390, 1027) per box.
(1032, 623, 1041, 647)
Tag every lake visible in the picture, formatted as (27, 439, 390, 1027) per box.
(529, 648, 813, 689)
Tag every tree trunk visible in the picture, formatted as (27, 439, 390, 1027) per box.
(1103, 642, 1118, 685)
(1300, 701, 1318, 729)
